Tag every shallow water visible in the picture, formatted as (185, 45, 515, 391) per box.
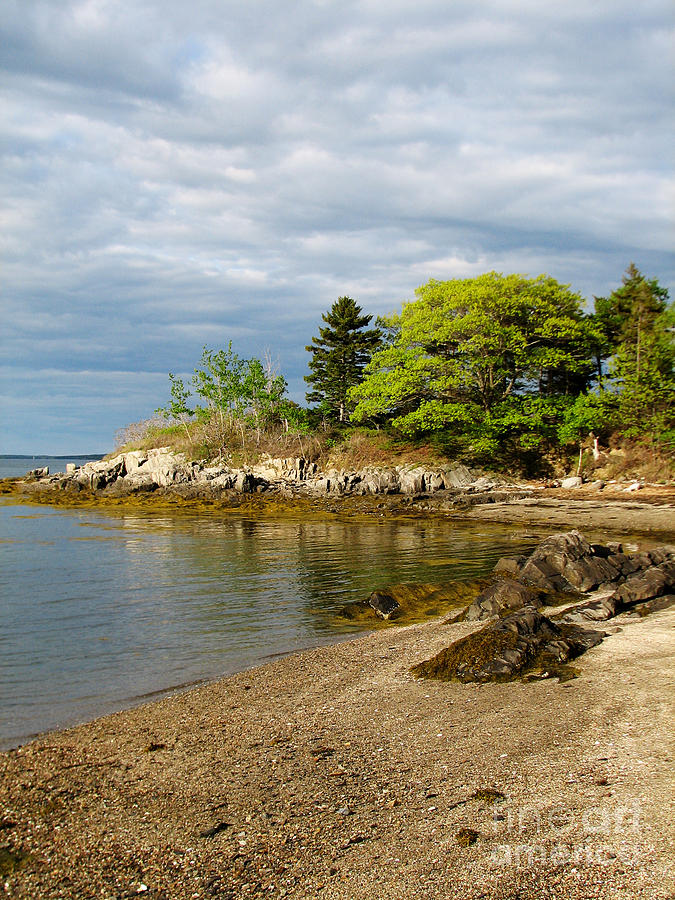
(0, 490, 543, 749)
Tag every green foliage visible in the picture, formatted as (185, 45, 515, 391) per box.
(156, 344, 294, 453)
(350, 273, 600, 462)
(594, 263, 670, 355)
(193, 343, 249, 429)
(278, 401, 312, 434)
(155, 373, 195, 445)
(305, 296, 382, 422)
(593, 265, 674, 448)
(558, 391, 616, 447)
(243, 357, 288, 432)
(148, 266, 672, 474)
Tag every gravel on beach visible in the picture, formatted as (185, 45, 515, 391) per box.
(1, 603, 673, 899)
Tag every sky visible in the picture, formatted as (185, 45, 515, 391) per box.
(1, 0, 673, 454)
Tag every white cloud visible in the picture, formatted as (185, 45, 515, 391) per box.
(0, 0, 673, 451)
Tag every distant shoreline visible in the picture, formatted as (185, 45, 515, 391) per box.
(0, 453, 104, 460)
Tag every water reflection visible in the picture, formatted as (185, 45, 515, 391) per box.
(1, 503, 539, 749)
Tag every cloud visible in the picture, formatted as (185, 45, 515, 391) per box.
(1, 0, 673, 452)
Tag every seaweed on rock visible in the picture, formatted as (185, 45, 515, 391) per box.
(411, 606, 605, 683)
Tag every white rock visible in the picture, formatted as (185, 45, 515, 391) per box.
(561, 476, 583, 489)
(398, 466, 426, 494)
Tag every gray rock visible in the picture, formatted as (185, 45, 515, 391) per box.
(366, 591, 401, 620)
(519, 530, 620, 592)
(74, 455, 126, 490)
(359, 469, 399, 495)
(209, 472, 236, 490)
(398, 467, 426, 494)
(624, 595, 675, 618)
(493, 556, 527, 577)
(647, 546, 675, 566)
(443, 464, 475, 488)
(608, 551, 657, 577)
(426, 473, 446, 493)
(123, 451, 148, 474)
(26, 466, 49, 478)
(616, 562, 675, 607)
(309, 477, 331, 494)
(234, 472, 257, 493)
(463, 578, 545, 621)
(560, 476, 583, 489)
(557, 592, 619, 625)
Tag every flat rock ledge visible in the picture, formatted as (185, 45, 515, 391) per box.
(409, 529, 675, 682)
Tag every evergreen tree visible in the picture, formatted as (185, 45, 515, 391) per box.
(594, 264, 674, 444)
(305, 296, 382, 422)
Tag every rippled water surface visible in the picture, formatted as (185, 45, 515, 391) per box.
(0, 467, 541, 748)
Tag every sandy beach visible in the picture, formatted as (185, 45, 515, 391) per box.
(1, 596, 673, 899)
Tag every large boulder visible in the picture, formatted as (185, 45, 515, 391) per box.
(518, 530, 621, 592)
(443, 464, 475, 489)
(615, 561, 675, 606)
(141, 448, 191, 486)
(252, 456, 316, 482)
(398, 467, 427, 494)
(123, 451, 148, 475)
(74, 455, 126, 490)
(411, 606, 604, 683)
(234, 471, 257, 493)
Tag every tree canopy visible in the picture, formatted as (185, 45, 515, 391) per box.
(305, 296, 381, 422)
(151, 265, 672, 472)
(349, 272, 602, 457)
(586, 264, 674, 447)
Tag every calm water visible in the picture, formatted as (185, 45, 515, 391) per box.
(0, 457, 540, 749)
(0, 455, 101, 479)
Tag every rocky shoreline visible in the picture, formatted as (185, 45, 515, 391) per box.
(18, 447, 516, 499)
(0, 530, 673, 898)
(7, 447, 675, 537)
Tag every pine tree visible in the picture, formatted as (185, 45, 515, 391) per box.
(305, 296, 381, 422)
(594, 264, 674, 443)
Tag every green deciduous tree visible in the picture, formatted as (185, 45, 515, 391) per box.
(349, 272, 601, 460)
(192, 343, 248, 443)
(244, 356, 288, 437)
(156, 373, 195, 445)
(305, 296, 382, 423)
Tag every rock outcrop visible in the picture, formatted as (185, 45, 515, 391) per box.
(411, 607, 604, 682)
(18, 450, 509, 501)
(410, 530, 675, 682)
(461, 578, 546, 622)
